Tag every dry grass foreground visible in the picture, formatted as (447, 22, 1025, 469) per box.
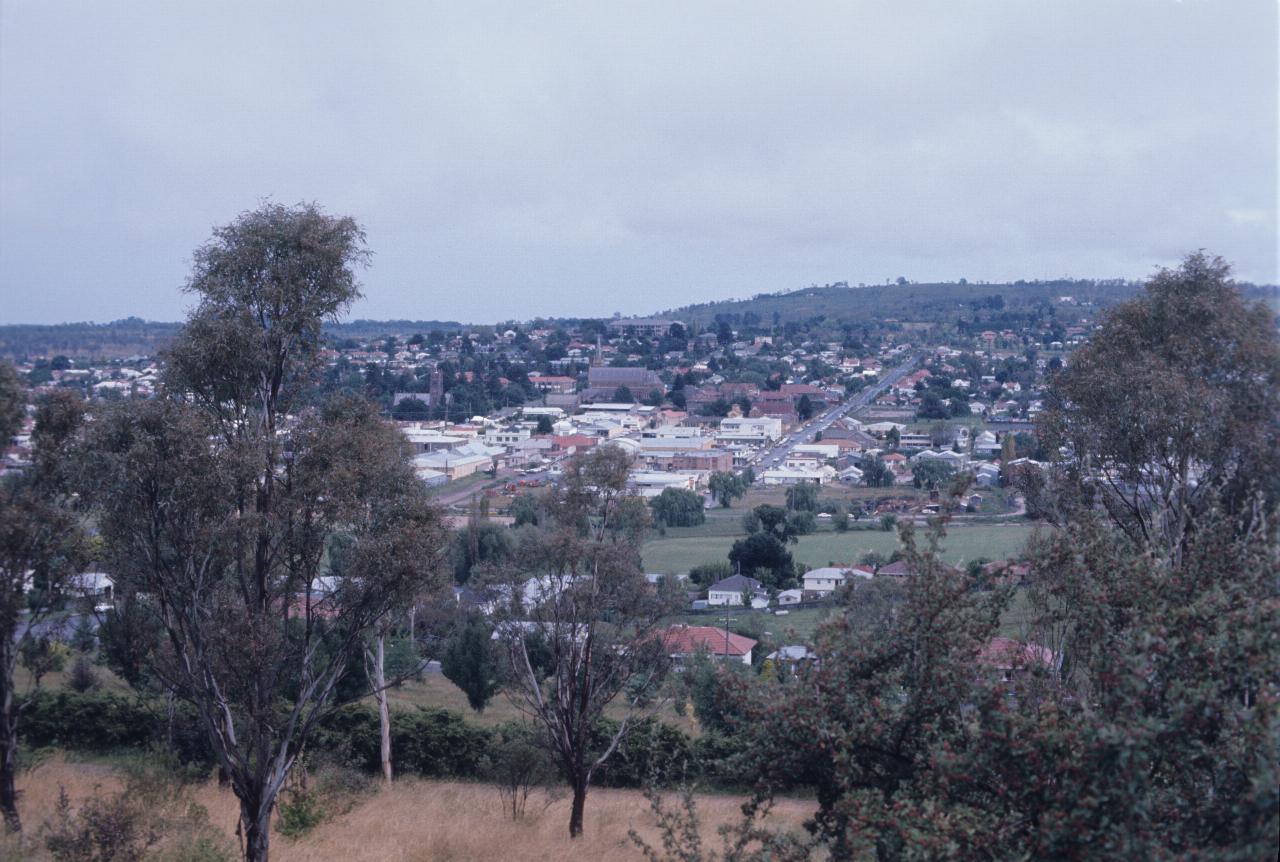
(9, 756, 813, 862)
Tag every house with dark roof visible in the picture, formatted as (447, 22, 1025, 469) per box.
(707, 574, 765, 606)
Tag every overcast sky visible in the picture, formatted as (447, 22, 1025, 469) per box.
(1, 1, 1276, 324)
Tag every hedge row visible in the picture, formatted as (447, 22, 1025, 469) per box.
(20, 691, 751, 789)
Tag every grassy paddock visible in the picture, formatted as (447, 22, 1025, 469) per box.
(6, 754, 811, 862)
(382, 673, 701, 736)
(643, 522, 1041, 574)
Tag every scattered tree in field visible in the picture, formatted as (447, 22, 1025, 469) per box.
(862, 457, 894, 487)
(727, 533, 794, 589)
(910, 459, 955, 490)
(648, 487, 706, 528)
(743, 504, 801, 544)
(450, 519, 512, 583)
(784, 482, 818, 512)
(484, 723, 558, 821)
(510, 492, 540, 527)
(441, 618, 502, 713)
(785, 510, 816, 536)
(0, 378, 88, 833)
(78, 203, 449, 862)
(707, 471, 746, 508)
(66, 654, 100, 694)
(489, 446, 676, 839)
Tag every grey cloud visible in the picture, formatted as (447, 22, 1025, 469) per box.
(1, 0, 1275, 324)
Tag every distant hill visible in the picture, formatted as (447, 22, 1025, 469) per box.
(656, 278, 1278, 329)
(0, 318, 470, 359)
(328, 319, 468, 338)
(0, 318, 183, 360)
(654, 280, 1143, 329)
(2, 279, 1272, 359)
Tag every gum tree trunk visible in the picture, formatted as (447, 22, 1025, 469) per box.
(241, 796, 272, 862)
(568, 776, 588, 838)
(1, 675, 21, 833)
(373, 632, 392, 784)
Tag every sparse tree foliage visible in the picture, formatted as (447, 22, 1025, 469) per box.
(707, 471, 746, 508)
(488, 445, 676, 838)
(910, 459, 955, 490)
(784, 482, 817, 512)
(78, 203, 448, 862)
(0, 379, 89, 833)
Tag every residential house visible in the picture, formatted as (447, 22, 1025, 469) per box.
(973, 430, 1001, 458)
(802, 566, 872, 597)
(978, 637, 1061, 681)
(707, 574, 766, 606)
(776, 588, 804, 605)
(974, 462, 1001, 487)
(660, 625, 757, 666)
(764, 645, 817, 673)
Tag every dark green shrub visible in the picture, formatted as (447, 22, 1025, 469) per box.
(21, 691, 158, 751)
(275, 789, 325, 839)
(593, 718, 695, 788)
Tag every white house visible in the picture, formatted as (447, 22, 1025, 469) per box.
(973, 430, 1001, 458)
(707, 574, 765, 606)
(67, 571, 114, 601)
(837, 465, 864, 484)
(776, 588, 804, 605)
(974, 462, 1001, 487)
(802, 566, 873, 597)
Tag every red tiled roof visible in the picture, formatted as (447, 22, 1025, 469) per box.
(552, 434, 598, 451)
(660, 625, 756, 658)
(978, 637, 1058, 670)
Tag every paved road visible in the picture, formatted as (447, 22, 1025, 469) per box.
(752, 351, 924, 478)
(431, 466, 519, 508)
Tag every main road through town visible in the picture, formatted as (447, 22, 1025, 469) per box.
(752, 350, 925, 478)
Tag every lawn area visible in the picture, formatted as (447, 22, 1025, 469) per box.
(671, 606, 833, 643)
(642, 522, 1043, 574)
(381, 672, 526, 726)
(384, 672, 701, 735)
(668, 586, 1038, 645)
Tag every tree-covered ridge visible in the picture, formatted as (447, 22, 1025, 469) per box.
(657, 277, 1277, 330)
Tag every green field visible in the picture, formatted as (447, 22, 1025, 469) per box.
(642, 522, 1041, 574)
